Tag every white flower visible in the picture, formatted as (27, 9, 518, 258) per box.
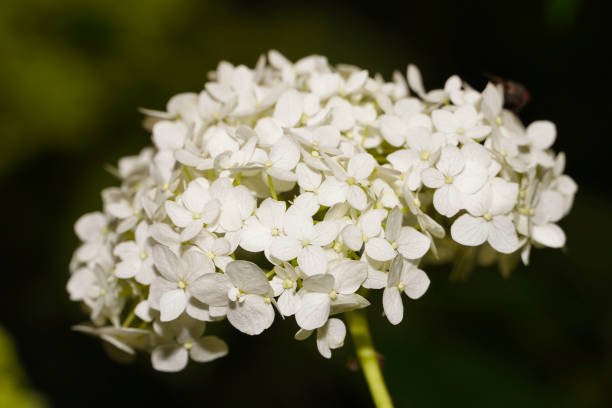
(269, 263, 301, 316)
(73, 212, 112, 263)
(165, 178, 220, 241)
(270, 212, 338, 276)
(383, 256, 430, 325)
(240, 198, 286, 255)
(295, 260, 368, 330)
(319, 153, 377, 210)
(421, 145, 489, 217)
(451, 177, 520, 254)
(70, 51, 576, 370)
(189, 260, 275, 335)
(525, 120, 556, 168)
(113, 221, 156, 284)
(151, 316, 228, 372)
(148, 246, 216, 322)
(432, 105, 491, 145)
(295, 317, 346, 359)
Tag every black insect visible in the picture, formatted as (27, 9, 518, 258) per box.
(484, 73, 531, 113)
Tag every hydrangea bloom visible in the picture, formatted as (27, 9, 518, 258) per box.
(68, 51, 576, 375)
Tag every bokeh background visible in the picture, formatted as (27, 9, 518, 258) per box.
(1, 0, 611, 407)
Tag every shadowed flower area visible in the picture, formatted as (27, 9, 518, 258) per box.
(0, 0, 611, 407)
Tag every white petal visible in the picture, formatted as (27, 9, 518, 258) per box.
(433, 185, 462, 217)
(527, 120, 556, 149)
(277, 290, 300, 316)
(454, 161, 488, 195)
(437, 145, 465, 176)
(330, 259, 367, 294)
(165, 201, 192, 228)
(421, 168, 444, 189)
(365, 238, 396, 262)
(239, 218, 271, 253)
(160, 289, 187, 322)
(348, 153, 376, 180)
(451, 214, 489, 246)
(295, 292, 331, 330)
(397, 228, 431, 259)
(303, 274, 335, 292)
(298, 245, 328, 277)
(385, 206, 402, 242)
(340, 225, 362, 252)
(296, 163, 322, 191)
(225, 260, 273, 295)
(532, 223, 566, 248)
(347, 185, 367, 211)
(189, 273, 232, 306)
(269, 236, 301, 261)
(190, 336, 229, 362)
(270, 136, 300, 170)
(488, 216, 519, 254)
(151, 345, 188, 372)
(402, 268, 430, 299)
(274, 89, 303, 127)
(227, 294, 275, 335)
(310, 221, 338, 246)
(330, 293, 369, 314)
(152, 245, 181, 281)
(383, 287, 403, 325)
(318, 177, 348, 207)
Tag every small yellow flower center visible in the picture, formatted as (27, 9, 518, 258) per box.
(328, 289, 338, 300)
(271, 227, 280, 236)
(183, 341, 193, 350)
(413, 197, 421, 208)
(264, 296, 272, 305)
(500, 150, 507, 158)
(445, 175, 453, 184)
(345, 131, 353, 140)
(333, 241, 343, 253)
(311, 150, 320, 158)
(483, 212, 493, 221)
(264, 160, 273, 168)
(178, 280, 187, 289)
(205, 250, 215, 259)
(283, 278, 294, 289)
(457, 128, 465, 135)
(391, 241, 398, 249)
(162, 183, 170, 191)
(397, 282, 405, 291)
(420, 150, 430, 161)
(99, 288, 107, 296)
(301, 238, 310, 247)
(362, 234, 369, 243)
(192, 212, 201, 220)
(299, 113, 308, 125)
(133, 209, 141, 216)
(495, 116, 503, 126)
(346, 177, 356, 185)
(139, 251, 148, 260)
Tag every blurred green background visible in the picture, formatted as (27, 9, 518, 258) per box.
(1, 0, 611, 407)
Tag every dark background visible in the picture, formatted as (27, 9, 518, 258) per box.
(1, 0, 611, 407)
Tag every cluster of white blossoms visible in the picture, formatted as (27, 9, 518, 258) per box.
(68, 50, 577, 372)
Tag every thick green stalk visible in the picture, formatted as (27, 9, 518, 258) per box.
(345, 309, 394, 408)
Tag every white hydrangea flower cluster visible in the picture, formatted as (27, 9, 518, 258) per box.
(68, 50, 577, 372)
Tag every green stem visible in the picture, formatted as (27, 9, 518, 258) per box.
(345, 309, 394, 408)
(267, 173, 278, 200)
(121, 307, 136, 328)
